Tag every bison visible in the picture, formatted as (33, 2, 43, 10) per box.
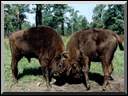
(55, 28, 124, 90)
(9, 26, 67, 88)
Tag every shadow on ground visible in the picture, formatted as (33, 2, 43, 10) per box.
(54, 72, 105, 86)
(18, 67, 42, 79)
(18, 67, 105, 86)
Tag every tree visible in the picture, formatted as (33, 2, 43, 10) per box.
(42, 4, 53, 26)
(12, 4, 29, 30)
(91, 4, 124, 34)
(102, 5, 124, 34)
(35, 4, 43, 27)
(52, 4, 69, 35)
(39, 4, 90, 36)
(68, 8, 79, 33)
(90, 4, 106, 28)
(80, 17, 89, 30)
(4, 4, 13, 36)
(4, 4, 91, 37)
(4, 4, 31, 36)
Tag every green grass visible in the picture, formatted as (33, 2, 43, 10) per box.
(61, 36, 70, 47)
(4, 37, 124, 88)
(4, 38, 42, 86)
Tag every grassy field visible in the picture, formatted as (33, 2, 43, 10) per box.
(4, 37, 124, 90)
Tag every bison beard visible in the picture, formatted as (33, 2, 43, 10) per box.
(9, 26, 66, 88)
(65, 28, 124, 91)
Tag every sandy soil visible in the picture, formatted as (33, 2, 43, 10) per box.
(4, 73, 125, 92)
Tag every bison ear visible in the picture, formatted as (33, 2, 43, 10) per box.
(62, 51, 69, 58)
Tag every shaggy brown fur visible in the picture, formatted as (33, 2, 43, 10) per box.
(9, 26, 66, 88)
(65, 28, 124, 90)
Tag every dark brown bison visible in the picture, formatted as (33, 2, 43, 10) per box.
(55, 28, 124, 90)
(9, 26, 67, 88)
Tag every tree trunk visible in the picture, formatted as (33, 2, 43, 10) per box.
(61, 18, 64, 36)
(72, 24, 74, 34)
(16, 12, 22, 30)
(16, 22, 21, 30)
(36, 4, 42, 27)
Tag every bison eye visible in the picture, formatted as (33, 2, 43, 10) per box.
(58, 64, 63, 68)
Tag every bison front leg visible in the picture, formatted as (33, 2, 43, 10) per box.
(40, 59, 52, 88)
(45, 67, 52, 88)
(82, 56, 90, 90)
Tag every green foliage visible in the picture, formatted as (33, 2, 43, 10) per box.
(4, 4, 31, 36)
(4, 4, 124, 37)
(90, 4, 106, 28)
(22, 22, 31, 30)
(91, 4, 124, 34)
(103, 5, 124, 34)
(43, 4, 70, 35)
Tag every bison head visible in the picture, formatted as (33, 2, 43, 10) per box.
(52, 51, 82, 78)
(52, 51, 69, 77)
(64, 60, 83, 80)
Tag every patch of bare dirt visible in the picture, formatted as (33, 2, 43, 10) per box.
(4, 74, 125, 92)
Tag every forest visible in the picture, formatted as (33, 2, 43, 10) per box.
(4, 4, 124, 37)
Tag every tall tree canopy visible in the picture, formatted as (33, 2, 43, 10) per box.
(90, 4, 106, 28)
(90, 4, 124, 34)
(102, 5, 124, 34)
(4, 4, 124, 37)
(4, 4, 31, 36)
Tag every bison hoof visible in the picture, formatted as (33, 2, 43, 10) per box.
(10, 78, 18, 88)
(49, 84, 52, 88)
(102, 87, 106, 91)
(46, 84, 52, 88)
(102, 85, 107, 91)
(86, 84, 90, 90)
(108, 76, 114, 81)
(102, 81, 110, 91)
(47, 85, 52, 89)
(12, 78, 18, 84)
(102, 84, 112, 91)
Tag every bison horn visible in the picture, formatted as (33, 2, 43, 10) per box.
(62, 51, 69, 58)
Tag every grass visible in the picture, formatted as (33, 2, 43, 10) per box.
(62, 36, 70, 47)
(4, 37, 124, 89)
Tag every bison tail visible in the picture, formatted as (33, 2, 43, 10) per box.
(114, 34, 124, 50)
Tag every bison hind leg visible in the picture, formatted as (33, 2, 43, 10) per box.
(11, 54, 22, 82)
(108, 63, 114, 81)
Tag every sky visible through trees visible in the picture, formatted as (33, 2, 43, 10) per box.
(4, 4, 125, 36)
(25, 4, 96, 25)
